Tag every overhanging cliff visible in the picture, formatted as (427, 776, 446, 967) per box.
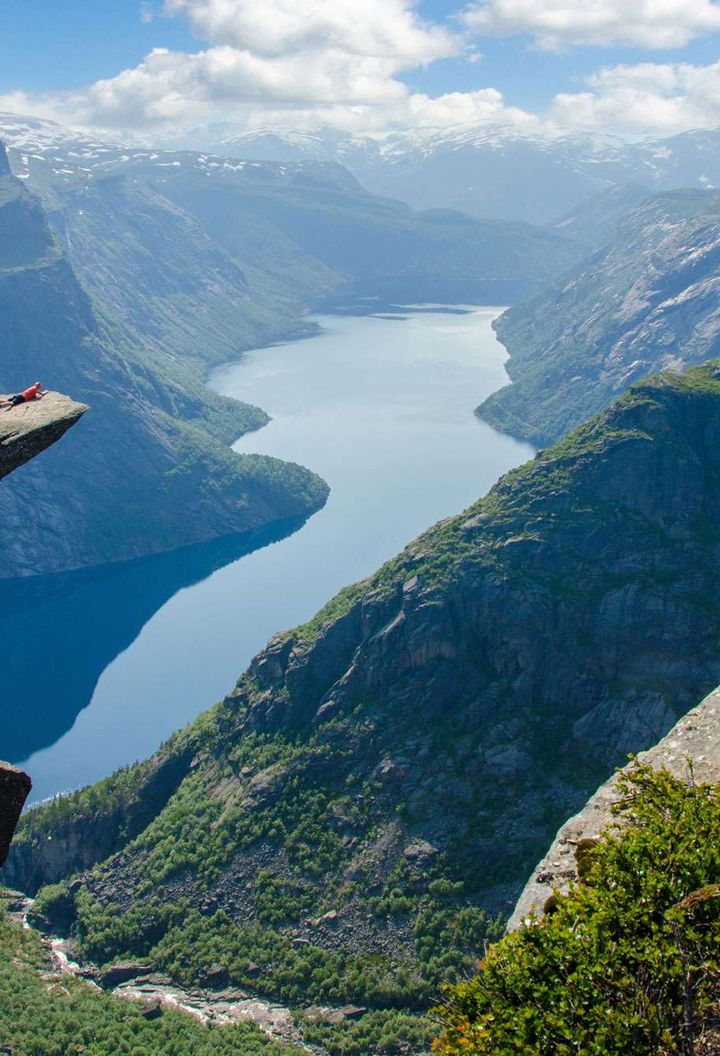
(0, 392, 87, 480)
(0, 763, 31, 868)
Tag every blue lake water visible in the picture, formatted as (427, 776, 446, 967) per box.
(7, 307, 534, 803)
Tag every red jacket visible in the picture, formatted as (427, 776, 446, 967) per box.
(21, 384, 41, 401)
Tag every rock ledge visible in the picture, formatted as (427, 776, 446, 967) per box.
(0, 392, 88, 480)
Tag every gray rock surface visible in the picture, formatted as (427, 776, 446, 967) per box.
(508, 684, 720, 930)
(0, 763, 31, 867)
(0, 392, 87, 480)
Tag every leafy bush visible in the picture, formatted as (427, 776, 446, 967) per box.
(436, 765, 720, 1056)
(300, 1009, 437, 1056)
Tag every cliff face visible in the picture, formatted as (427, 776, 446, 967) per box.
(479, 189, 720, 446)
(0, 392, 87, 480)
(0, 144, 327, 578)
(11, 363, 720, 1009)
(0, 763, 31, 868)
(508, 683, 720, 929)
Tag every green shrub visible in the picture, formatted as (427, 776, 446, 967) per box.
(437, 765, 720, 1056)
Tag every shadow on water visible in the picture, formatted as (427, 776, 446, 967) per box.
(0, 516, 307, 763)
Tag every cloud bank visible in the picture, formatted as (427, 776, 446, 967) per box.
(2, 0, 720, 140)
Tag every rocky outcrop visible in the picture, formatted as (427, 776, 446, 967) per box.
(0, 763, 31, 867)
(508, 684, 720, 929)
(0, 392, 87, 480)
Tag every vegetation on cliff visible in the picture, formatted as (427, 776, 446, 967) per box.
(478, 189, 720, 446)
(437, 765, 720, 1056)
(12, 363, 720, 1048)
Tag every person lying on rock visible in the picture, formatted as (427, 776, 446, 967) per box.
(0, 382, 48, 410)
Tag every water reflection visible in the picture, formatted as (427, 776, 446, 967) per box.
(0, 516, 306, 763)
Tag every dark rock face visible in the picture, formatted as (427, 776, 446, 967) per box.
(139, 997, 163, 1020)
(4, 743, 195, 893)
(98, 962, 153, 988)
(0, 392, 87, 480)
(0, 763, 31, 867)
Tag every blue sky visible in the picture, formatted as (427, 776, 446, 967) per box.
(2, 1, 720, 139)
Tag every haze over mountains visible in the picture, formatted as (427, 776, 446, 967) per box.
(6, 113, 720, 230)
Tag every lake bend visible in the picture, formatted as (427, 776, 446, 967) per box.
(9, 307, 534, 803)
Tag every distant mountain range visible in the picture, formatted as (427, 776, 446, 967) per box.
(5, 113, 720, 228)
(170, 122, 720, 226)
(0, 113, 579, 577)
(0, 112, 580, 310)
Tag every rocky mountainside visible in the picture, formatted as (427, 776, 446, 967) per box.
(0, 391, 87, 480)
(0, 145, 327, 577)
(0, 120, 581, 307)
(0, 116, 586, 578)
(479, 189, 720, 446)
(10, 362, 720, 1015)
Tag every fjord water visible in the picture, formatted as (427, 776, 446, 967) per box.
(11, 308, 533, 803)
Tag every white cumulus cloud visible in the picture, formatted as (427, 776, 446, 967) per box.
(0, 0, 544, 135)
(463, 0, 720, 50)
(3, 0, 720, 139)
(406, 88, 542, 129)
(0, 0, 469, 132)
(164, 0, 453, 62)
(550, 60, 720, 135)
